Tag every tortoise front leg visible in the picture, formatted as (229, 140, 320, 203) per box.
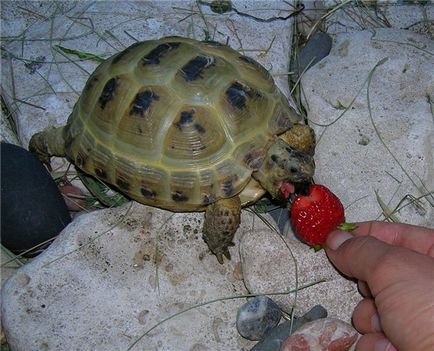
(202, 196, 241, 264)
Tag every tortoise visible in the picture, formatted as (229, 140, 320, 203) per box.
(29, 36, 316, 263)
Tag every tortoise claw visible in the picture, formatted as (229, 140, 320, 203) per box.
(223, 249, 231, 261)
(216, 253, 224, 264)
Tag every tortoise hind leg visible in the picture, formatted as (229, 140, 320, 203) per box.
(202, 196, 241, 264)
(29, 126, 67, 166)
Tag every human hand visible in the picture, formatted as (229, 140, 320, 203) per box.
(325, 221, 434, 351)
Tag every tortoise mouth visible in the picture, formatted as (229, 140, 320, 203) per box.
(277, 181, 295, 200)
(278, 180, 313, 201)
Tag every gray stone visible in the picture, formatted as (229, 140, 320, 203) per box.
(301, 28, 434, 226)
(236, 296, 282, 341)
(292, 32, 333, 78)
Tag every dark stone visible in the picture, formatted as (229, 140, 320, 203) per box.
(0, 143, 71, 256)
(292, 32, 332, 78)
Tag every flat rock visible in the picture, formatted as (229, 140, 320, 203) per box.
(1, 203, 256, 350)
(240, 227, 360, 320)
(301, 28, 434, 226)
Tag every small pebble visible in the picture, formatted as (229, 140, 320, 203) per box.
(237, 296, 282, 341)
(279, 318, 358, 351)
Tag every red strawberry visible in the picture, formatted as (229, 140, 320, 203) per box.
(290, 184, 355, 247)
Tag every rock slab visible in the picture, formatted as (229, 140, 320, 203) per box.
(1, 203, 253, 351)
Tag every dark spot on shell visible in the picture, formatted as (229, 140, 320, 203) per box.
(142, 42, 180, 65)
(275, 111, 295, 131)
(238, 55, 271, 78)
(224, 210, 229, 216)
(112, 42, 142, 64)
(76, 153, 86, 168)
(225, 82, 248, 109)
(175, 110, 194, 130)
(140, 187, 156, 199)
(290, 166, 298, 173)
(95, 168, 107, 179)
(64, 134, 74, 152)
(222, 179, 234, 196)
(85, 76, 99, 91)
(98, 77, 118, 109)
(244, 149, 265, 170)
(238, 55, 256, 64)
(271, 154, 279, 163)
(172, 191, 189, 202)
(180, 55, 215, 81)
(202, 194, 215, 205)
(116, 178, 130, 190)
(202, 40, 224, 46)
(130, 90, 159, 117)
(194, 123, 205, 134)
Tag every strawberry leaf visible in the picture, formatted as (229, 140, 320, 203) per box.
(337, 222, 358, 231)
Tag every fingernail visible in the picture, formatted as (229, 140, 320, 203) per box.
(374, 338, 398, 351)
(371, 313, 382, 332)
(327, 231, 354, 250)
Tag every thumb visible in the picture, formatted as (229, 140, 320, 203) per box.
(325, 230, 422, 295)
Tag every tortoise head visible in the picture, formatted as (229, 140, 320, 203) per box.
(253, 124, 316, 199)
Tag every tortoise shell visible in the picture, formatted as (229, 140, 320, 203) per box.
(63, 36, 302, 211)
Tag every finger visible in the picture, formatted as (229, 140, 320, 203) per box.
(357, 280, 372, 297)
(352, 298, 381, 334)
(356, 333, 398, 351)
(352, 221, 434, 256)
(325, 231, 433, 295)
